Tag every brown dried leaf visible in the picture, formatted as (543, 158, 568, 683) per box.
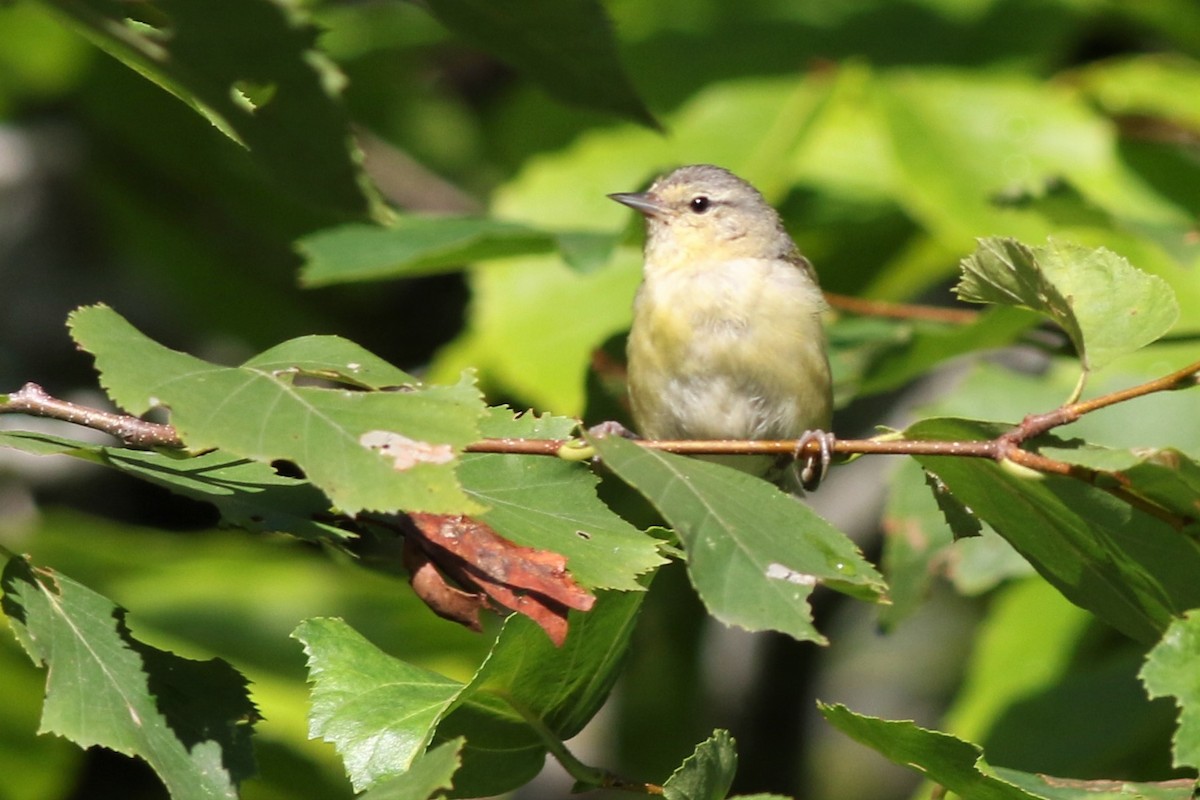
(407, 512, 595, 644)
(402, 537, 485, 632)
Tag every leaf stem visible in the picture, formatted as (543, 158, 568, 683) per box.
(505, 695, 663, 794)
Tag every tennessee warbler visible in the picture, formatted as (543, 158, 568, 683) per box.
(609, 164, 833, 489)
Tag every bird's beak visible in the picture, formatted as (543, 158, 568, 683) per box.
(608, 191, 668, 218)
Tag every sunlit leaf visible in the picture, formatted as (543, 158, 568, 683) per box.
(68, 304, 483, 515)
(357, 738, 463, 800)
(592, 436, 885, 644)
(298, 218, 617, 286)
(1, 556, 256, 800)
(293, 617, 464, 793)
(461, 408, 666, 591)
(1141, 611, 1200, 770)
(956, 237, 1179, 372)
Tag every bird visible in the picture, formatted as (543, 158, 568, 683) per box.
(608, 164, 834, 490)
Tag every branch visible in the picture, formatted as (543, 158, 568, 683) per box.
(4, 361, 1199, 527)
(0, 383, 182, 448)
(823, 291, 980, 325)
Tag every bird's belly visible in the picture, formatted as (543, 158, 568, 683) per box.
(627, 268, 831, 442)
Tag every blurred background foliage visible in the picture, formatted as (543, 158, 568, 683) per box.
(0, 0, 1198, 798)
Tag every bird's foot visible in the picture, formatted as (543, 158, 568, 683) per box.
(794, 429, 836, 491)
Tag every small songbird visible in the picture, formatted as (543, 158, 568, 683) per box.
(609, 164, 834, 489)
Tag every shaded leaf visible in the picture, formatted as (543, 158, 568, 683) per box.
(0, 431, 348, 541)
(298, 219, 617, 286)
(437, 587, 646, 796)
(1141, 611, 1200, 770)
(956, 237, 1179, 372)
(357, 738, 463, 800)
(461, 408, 667, 592)
(908, 417, 1200, 642)
(995, 770, 1195, 800)
(1, 556, 256, 800)
(292, 617, 464, 793)
(422, 0, 656, 127)
(33, 0, 369, 214)
(592, 436, 885, 644)
(68, 304, 483, 515)
(662, 729, 737, 800)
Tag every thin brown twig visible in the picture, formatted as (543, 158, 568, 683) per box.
(823, 291, 980, 325)
(1, 383, 182, 448)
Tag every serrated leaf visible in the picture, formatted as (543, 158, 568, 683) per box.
(994, 769, 1195, 800)
(298, 219, 617, 286)
(357, 738, 463, 800)
(662, 730, 737, 800)
(460, 408, 666, 591)
(422, 0, 656, 127)
(908, 417, 1200, 643)
(292, 617, 465, 793)
(0, 556, 256, 800)
(592, 436, 885, 644)
(1141, 611, 1200, 770)
(0, 430, 347, 541)
(437, 588, 646, 796)
(33, 0, 369, 215)
(818, 703, 1043, 800)
(956, 237, 1178, 372)
(68, 304, 483, 515)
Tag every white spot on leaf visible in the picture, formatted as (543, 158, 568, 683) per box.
(360, 430, 454, 471)
(765, 562, 817, 586)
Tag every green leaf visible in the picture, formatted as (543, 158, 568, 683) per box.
(1, 556, 257, 800)
(1076, 54, 1200, 133)
(298, 219, 617, 286)
(292, 617, 465, 793)
(662, 729, 737, 800)
(357, 738, 463, 800)
(908, 417, 1200, 642)
(438, 588, 647, 796)
(832, 687, 1191, 799)
(68, 304, 483, 515)
(819, 703, 1041, 800)
(956, 237, 1179, 372)
(1141, 611, 1200, 770)
(33, 0, 369, 215)
(592, 436, 885, 644)
(422, 0, 656, 127)
(0, 430, 347, 542)
(461, 408, 666, 591)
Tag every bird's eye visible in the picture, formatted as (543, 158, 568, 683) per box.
(689, 196, 711, 213)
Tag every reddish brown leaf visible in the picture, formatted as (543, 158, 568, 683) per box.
(408, 513, 594, 611)
(402, 537, 486, 631)
(405, 512, 595, 644)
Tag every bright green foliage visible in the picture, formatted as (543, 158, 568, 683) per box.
(1, 556, 257, 800)
(69, 304, 484, 515)
(957, 238, 1179, 374)
(294, 588, 645, 797)
(30, 0, 370, 215)
(593, 436, 885, 644)
(662, 730, 738, 800)
(5, 0, 1200, 798)
(297, 218, 617, 285)
(294, 618, 463, 792)
(1142, 612, 1200, 770)
(357, 738, 463, 800)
